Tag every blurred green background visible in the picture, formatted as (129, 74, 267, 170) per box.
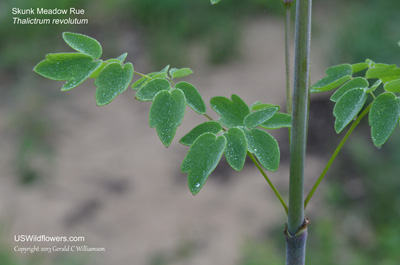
(1, 0, 400, 264)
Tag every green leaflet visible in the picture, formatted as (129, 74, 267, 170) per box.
(169, 68, 193, 79)
(244, 107, 279, 128)
(369, 92, 400, 147)
(135, 79, 171, 101)
(62, 32, 102, 59)
(311, 64, 352, 93)
(89, 58, 126, 79)
(182, 133, 226, 195)
(352, 62, 369, 73)
(116, 53, 128, 63)
(224, 128, 247, 171)
(175, 81, 206, 114)
(243, 128, 280, 172)
(132, 66, 169, 90)
(149, 89, 186, 147)
(34, 53, 102, 91)
(95, 62, 134, 106)
(366, 64, 400, 83)
(330, 77, 369, 102)
(366, 79, 382, 93)
(210, 0, 221, 4)
(250, 102, 280, 111)
(210, 94, 250, 128)
(89, 61, 107, 79)
(131, 72, 168, 90)
(365, 59, 375, 68)
(259, 113, 292, 129)
(333, 88, 367, 133)
(365, 64, 398, 79)
(179, 121, 223, 146)
(384, 79, 400, 93)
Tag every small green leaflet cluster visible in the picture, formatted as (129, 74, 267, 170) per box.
(181, 95, 291, 195)
(133, 65, 203, 147)
(34, 32, 291, 196)
(311, 59, 400, 148)
(34, 32, 133, 106)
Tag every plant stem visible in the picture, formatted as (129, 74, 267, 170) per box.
(203, 113, 214, 121)
(304, 103, 372, 209)
(285, 218, 310, 265)
(134, 71, 152, 79)
(288, 0, 312, 237)
(285, 4, 293, 121)
(248, 152, 288, 214)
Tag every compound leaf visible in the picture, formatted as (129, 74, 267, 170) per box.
(175, 81, 206, 114)
(135, 79, 171, 101)
(243, 128, 280, 172)
(182, 133, 226, 195)
(244, 107, 279, 128)
(34, 53, 102, 91)
(333, 88, 367, 133)
(259, 113, 292, 129)
(311, 64, 352, 93)
(224, 128, 247, 171)
(210, 94, 250, 128)
(95, 62, 134, 106)
(369, 92, 400, 147)
(62, 32, 102, 59)
(149, 89, 186, 147)
(179, 121, 222, 146)
(170, 68, 193, 79)
(330, 77, 368, 102)
(384, 79, 400, 93)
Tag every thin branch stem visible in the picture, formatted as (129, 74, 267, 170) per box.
(134, 71, 152, 79)
(248, 152, 288, 214)
(203, 113, 214, 121)
(304, 102, 372, 209)
(285, 4, 293, 121)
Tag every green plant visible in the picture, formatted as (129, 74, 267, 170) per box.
(34, 0, 400, 264)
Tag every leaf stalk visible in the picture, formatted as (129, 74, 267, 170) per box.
(304, 102, 372, 208)
(248, 152, 288, 214)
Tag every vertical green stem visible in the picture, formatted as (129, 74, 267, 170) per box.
(285, 4, 293, 119)
(285, 0, 312, 264)
(288, 0, 312, 238)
